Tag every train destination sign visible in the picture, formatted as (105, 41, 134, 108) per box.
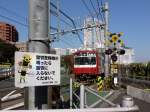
(15, 52, 60, 88)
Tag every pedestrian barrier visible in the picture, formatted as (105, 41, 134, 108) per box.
(70, 78, 139, 112)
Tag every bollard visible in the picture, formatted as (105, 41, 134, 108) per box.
(80, 84, 84, 109)
(122, 96, 134, 107)
(70, 78, 72, 109)
(0, 99, 1, 109)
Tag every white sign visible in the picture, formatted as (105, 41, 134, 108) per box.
(114, 77, 118, 85)
(15, 52, 60, 87)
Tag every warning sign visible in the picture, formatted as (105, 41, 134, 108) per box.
(110, 64, 118, 74)
(15, 52, 60, 88)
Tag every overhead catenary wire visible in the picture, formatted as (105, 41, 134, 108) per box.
(89, 0, 99, 18)
(51, 23, 104, 48)
(89, 0, 104, 48)
(50, 2, 83, 44)
(81, 0, 98, 49)
(81, 0, 94, 18)
(100, 0, 104, 7)
(0, 5, 27, 22)
(0, 14, 27, 27)
(0, 1, 72, 39)
(0, 13, 60, 33)
(50, 24, 104, 36)
(50, 9, 73, 28)
(50, 26, 60, 31)
(96, 0, 104, 22)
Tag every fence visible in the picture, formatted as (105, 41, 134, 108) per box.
(70, 78, 139, 112)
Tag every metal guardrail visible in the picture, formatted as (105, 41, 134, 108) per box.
(87, 89, 114, 108)
(0, 103, 139, 111)
(0, 107, 139, 112)
(85, 87, 116, 108)
(70, 78, 139, 112)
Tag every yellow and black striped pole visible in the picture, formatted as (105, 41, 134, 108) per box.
(96, 76, 103, 91)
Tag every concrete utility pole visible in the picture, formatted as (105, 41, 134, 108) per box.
(25, 0, 51, 109)
(103, 2, 109, 76)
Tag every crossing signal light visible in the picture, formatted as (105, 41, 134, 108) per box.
(112, 35, 119, 43)
(111, 54, 117, 62)
(105, 49, 113, 55)
(117, 49, 125, 55)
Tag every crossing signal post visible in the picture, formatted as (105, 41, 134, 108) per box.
(105, 32, 126, 86)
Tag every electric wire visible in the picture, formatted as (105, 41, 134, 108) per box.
(89, 0, 102, 45)
(81, 0, 94, 18)
(90, 0, 104, 47)
(50, 2, 83, 44)
(50, 9, 73, 28)
(0, 14, 27, 27)
(90, 0, 99, 18)
(96, 0, 104, 22)
(100, 0, 104, 7)
(0, 5, 27, 22)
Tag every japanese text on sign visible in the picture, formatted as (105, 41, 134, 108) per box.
(15, 52, 60, 87)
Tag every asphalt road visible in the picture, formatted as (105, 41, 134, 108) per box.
(0, 77, 15, 98)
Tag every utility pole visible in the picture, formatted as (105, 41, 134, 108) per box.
(25, 0, 51, 109)
(103, 2, 109, 76)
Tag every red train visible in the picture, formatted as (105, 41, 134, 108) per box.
(73, 50, 101, 81)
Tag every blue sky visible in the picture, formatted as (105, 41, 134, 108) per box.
(0, 0, 150, 62)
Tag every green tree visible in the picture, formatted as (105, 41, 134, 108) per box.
(0, 42, 18, 64)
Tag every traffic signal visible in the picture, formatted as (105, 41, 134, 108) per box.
(111, 54, 117, 62)
(117, 49, 125, 55)
(105, 49, 113, 55)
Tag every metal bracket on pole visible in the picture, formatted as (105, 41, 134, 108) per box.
(28, 38, 50, 42)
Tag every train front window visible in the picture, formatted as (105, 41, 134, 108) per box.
(91, 57, 96, 65)
(75, 57, 80, 65)
(75, 56, 96, 65)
